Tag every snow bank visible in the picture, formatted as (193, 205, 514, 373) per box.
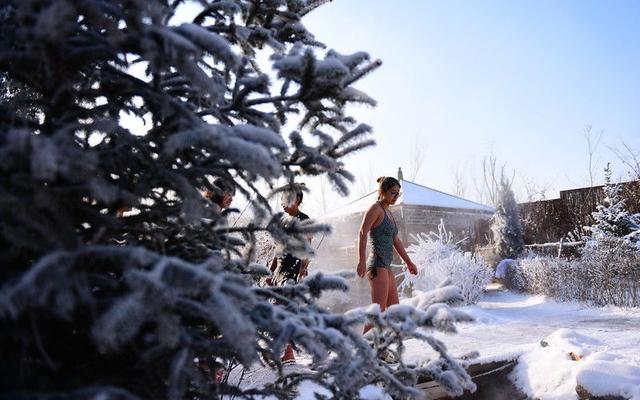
(358, 385, 393, 400)
(236, 288, 640, 400)
(511, 328, 640, 400)
(294, 380, 332, 399)
(577, 361, 640, 399)
(293, 381, 392, 400)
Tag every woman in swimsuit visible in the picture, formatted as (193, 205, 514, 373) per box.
(357, 176, 418, 331)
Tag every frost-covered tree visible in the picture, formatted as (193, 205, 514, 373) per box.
(0, 1, 474, 399)
(491, 177, 525, 259)
(587, 164, 640, 248)
(397, 221, 492, 305)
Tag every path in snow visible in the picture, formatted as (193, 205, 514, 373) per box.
(405, 285, 640, 365)
(404, 285, 640, 399)
(231, 285, 640, 399)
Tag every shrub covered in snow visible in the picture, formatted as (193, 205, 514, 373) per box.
(397, 222, 493, 305)
(505, 252, 640, 307)
(491, 178, 525, 260)
(505, 256, 579, 299)
(586, 165, 640, 252)
(0, 1, 475, 399)
(505, 167, 640, 307)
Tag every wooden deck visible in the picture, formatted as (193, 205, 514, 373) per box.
(416, 357, 526, 399)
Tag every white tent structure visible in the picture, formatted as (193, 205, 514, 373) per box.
(321, 179, 494, 219)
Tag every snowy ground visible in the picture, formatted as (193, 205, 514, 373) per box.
(405, 284, 640, 399)
(232, 284, 640, 399)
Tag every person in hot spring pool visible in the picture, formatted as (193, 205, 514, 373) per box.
(357, 176, 418, 333)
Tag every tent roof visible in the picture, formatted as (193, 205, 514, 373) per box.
(321, 180, 494, 219)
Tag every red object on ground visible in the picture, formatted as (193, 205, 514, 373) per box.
(281, 344, 295, 364)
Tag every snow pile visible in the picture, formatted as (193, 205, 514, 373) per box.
(357, 385, 393, 400)
(294, 380, 332, 399)
(233, 364, 394, 400)
(243, 287, 640, 400)
(401, 285, 465, 310)
(402, 288, 640, 400)
(511, 328, 640, 399)
(577, 359, 640, 399)
(397, 222, 492, 304)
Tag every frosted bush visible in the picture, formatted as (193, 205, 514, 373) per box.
(507, 250, 640, 307)
(397, 222, 492, 305)
(587, 165, 640, 251)
(506, 167, 640, 307)
(511, 256, 578, 299)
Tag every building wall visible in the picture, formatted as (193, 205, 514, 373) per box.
(399, 205, 493, 251)
(519, 180, 640, 244)
(520, 198, 571, 244)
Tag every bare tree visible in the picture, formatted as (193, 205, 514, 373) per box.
(482, 155, 499, 206)
(451, 164, 469, 198)
(583, 125, 604, 187)
(609, 140, 640, 180)
(356, 161, 376, 196)
(518, 173, 551, 203)
(468, 154, 516, 206)
(478, 155, 514, 206)
(408, 133, 426, 181)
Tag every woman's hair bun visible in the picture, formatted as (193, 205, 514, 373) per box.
(376, 176, 385, 183)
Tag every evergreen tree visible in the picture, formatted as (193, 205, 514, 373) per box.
(0, 1, 475, 399)
(491, 178, 525, 259)
(588, 164, 640, 248)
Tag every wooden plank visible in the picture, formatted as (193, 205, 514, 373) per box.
(416, 358, 519, 399)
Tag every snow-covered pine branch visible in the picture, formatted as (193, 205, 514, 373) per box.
(586, 164, 640, 251)
(0, 1, 469, 399)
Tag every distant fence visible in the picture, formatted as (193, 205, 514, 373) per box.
(474, 245, 499, 267)
(505, 250, 640, 308)
(524, 240, 584, 258)
(475, 240, 585, 265)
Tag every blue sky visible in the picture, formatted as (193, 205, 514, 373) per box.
(165, 1, 640, 215)
(298, 0, 640, 213)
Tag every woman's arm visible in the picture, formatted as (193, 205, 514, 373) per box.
(357, 205, 382, 277)
(393, 235, 418, 275)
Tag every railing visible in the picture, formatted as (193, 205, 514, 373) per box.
(525, 239, 584, 258)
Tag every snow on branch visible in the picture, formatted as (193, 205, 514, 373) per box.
(397, 221, 492, 305)
(0, 1, 469, 399)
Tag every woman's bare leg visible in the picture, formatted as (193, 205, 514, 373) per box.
(364, 267, 389, 334)
(385, 268, 400, 308)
